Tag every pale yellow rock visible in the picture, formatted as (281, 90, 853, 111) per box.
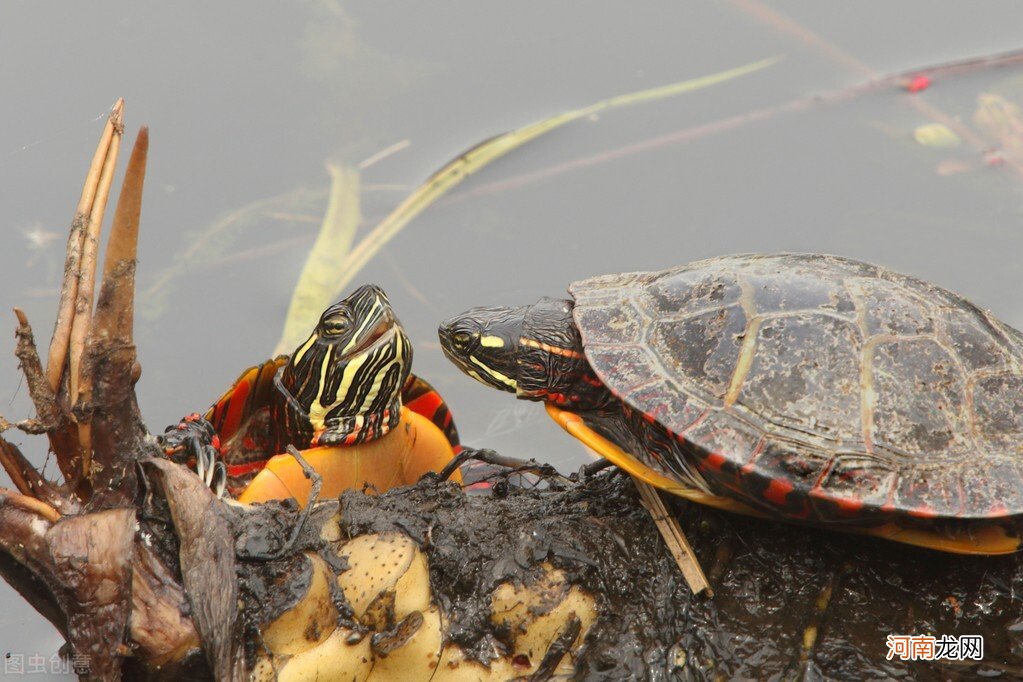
(392, 542, 431, 620)
(491, 563, 570, 625)
(367, 605, 443, 680)
(338, 532, 431, 627)
(261, 552, 338, 656)
(276, 627, 373, 682)
(490, 563, 598, 676)
(250, 655, 277, 681)
(319, 513, 342, 543)
(432, 643, 520, 681)
(252, 539, 598, 680)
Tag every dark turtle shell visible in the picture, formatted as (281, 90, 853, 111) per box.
(569, 253, 1023, 523)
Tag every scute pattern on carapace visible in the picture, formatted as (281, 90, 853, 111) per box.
(570, 253, 1023, 522)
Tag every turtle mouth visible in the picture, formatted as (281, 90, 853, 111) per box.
(349, 315, 397, 356)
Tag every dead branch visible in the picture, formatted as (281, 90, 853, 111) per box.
(48, 510, 136, 682)
(0, 492, 64, 632)
(142, 458, 244, 680)
(0, 437, 74, 514)
(79, 128, 153, 504)
(13, 308, 80, 480)
(46, 99, 124, 394)
(69, 104, 124, 448)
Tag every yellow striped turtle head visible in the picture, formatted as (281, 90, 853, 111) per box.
(439, 305, 527, 393)
(279, 285, 412, 444)
(440, 297, 609, 409)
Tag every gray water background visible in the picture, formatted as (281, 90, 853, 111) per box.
(2, 0, 1023, 668)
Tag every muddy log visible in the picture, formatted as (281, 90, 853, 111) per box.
(0, 110, 1020, 680)
(3, 453, 1023, 679)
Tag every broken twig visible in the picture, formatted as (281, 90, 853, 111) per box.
(46, 99, 124, 394)
(634, 478, 712, 596)
(13, 308, 79, 482)
(69, 103, 124, 419)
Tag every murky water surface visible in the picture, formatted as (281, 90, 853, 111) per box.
(3, 0, 1023, 671)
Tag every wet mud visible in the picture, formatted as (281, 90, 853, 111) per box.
(336, 469, 1021, 680)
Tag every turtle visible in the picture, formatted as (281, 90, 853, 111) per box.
(438, 253, 1023, 554)
(161, 284, 460, 502)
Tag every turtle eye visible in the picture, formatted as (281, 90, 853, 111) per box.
(322, 314, 352, 336)
(451, 331, 473, 349)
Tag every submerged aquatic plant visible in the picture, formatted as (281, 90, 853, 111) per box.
(274, 56, 782, 352)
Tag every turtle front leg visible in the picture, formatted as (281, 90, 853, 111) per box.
(158, 414, 227, 497)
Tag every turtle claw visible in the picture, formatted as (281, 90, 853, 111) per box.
(211, 461, 227, 499)
(195, 442, 227, 497)
(159, 415, 227, 496)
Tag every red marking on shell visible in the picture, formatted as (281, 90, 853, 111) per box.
(763, 479, 794, 507)
(705, 452, 727, 471)
(908, 505, 938, 519)
(834, 496, 863, 513)
(242, 436, 257, 451)
(906, 74, 931, 92)
(211, 435, 222, 452)
(989, 503, 1009, 516)
(810, 488, 865, 515)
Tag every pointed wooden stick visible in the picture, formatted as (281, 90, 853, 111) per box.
(633, 478, 712, 596)
(79, 127, 147, 484)
(45, 99, 124, 393)
(69, 107, 124, 413)
(95, 126, 145, 339)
